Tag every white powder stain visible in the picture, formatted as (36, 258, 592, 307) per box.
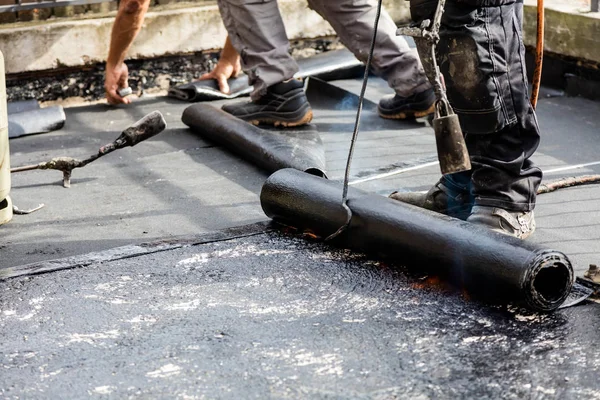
(461, 335, 507, 344)
(110, 298, 133, 305)
(66, 330, 120, 345)
(295, 352, 343, 376)
(93, 386, 117, 394)
(165, 299, 201, 311)
(536, 386, 556, 395)
(41, 368, 64, 380)
(263, 349, 343, 377)
(146, 364, 182, 378)
(19, 312, 36, 321)
(94, 283, 113, 291)
(94, 280, 132, 293)
(128, 315, 157, 324)
(477, 318, 493, 327)
(29, 297, 46, 308)
(342, 318, 366, 323)
(3, 310, 16, 316)
(178, 253, 210, 265)
(177, 244, 295, 267)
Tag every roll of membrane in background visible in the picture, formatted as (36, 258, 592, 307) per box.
(182, 104, 327, 177)
(0, 50, 13, 225)
(260, 168, 574, 312)
(8, 105, 66, 139)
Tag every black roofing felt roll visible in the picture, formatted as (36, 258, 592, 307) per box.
(260, 168, 574, 312)
(169, 48, 364, 102)
(8, 106, 66, 139)
(182, 104, 327, 177)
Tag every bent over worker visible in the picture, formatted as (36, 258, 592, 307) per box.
(213, 0, 436, 126)
(392, 0, 541, 239)
(104, 0, 150, 105)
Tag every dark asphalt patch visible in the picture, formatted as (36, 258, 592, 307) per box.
(1, 230, 599, 399)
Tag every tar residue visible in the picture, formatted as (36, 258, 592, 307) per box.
(1, 231, 599, 399)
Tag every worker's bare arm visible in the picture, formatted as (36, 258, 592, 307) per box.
(105, 0, 152, 105)
(199, 36, 242, 94)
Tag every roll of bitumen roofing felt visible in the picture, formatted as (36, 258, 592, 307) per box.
(182, 104, 327, 177)
(8, 106, 66, 139)
(260, 168, 574, 312)
(7, 99, 39, 115)
(169, 48, 364, 102)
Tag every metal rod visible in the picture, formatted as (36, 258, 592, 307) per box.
(325, 0, 383, 242)
(10, 164, 41, 173)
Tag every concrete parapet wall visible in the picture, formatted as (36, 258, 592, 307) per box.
(523, 0, 600, 64)
(0, 0, 408, 74)
(1, 0, 597, 75)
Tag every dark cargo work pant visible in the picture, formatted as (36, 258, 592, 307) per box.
(410, 0, 542, 211)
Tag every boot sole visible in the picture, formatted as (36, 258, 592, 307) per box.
(248, 109, 314, 128)
(378, 103, 436, 120)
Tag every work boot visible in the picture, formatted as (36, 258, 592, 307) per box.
(389, 180, 472, 220)
(467, 206, 536, 240)
(222, 79, 313, 127)
(378, 88, 436, 120)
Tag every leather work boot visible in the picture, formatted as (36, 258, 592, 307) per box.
(378, 88, 436, 119)
(389, 180, 472, 220)
(222, 79, 313, 127)
(467, 206, 536, 240)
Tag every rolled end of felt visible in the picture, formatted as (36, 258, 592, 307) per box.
(523, 250, 574, 312)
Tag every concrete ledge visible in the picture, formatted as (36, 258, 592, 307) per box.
(0, 0, 409, 74)
(5, 0, 596, 75)
(524, 0, 600, 65)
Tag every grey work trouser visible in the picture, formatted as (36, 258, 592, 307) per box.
(410, 0, 542, 211)
(217, 0, 431, 100)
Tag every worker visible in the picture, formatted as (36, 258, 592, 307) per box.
(211, 0, 436, 126)
(104, 0, 149, 105)
(104, 0, 436, 126)
(391, 0, 540, 239)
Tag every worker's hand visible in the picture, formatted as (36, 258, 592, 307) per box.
(105, 62, 131, 105)
(198, 54, 242, 94)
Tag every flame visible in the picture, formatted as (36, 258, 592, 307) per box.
(302, 231, 320, 240)
(412, 275, 470, 301)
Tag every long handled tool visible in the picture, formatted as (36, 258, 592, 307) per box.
(326, 0, 471, 241)
(10, 111, 167, 188)
(397, 0, 471, 176)
(531, 0, 544, 109)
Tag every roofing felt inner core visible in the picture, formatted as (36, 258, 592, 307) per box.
(533, 262, 572, 304)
